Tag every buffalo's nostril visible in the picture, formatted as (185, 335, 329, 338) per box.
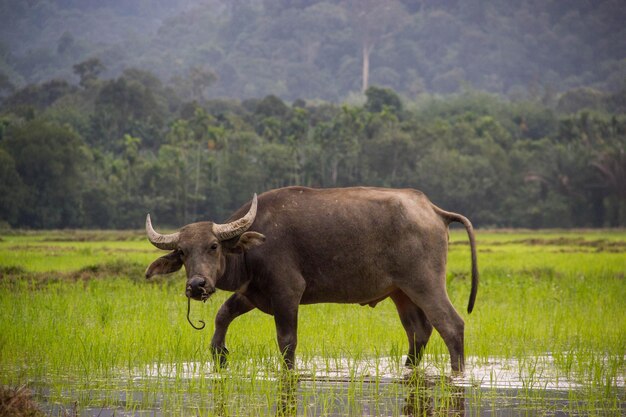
(189, 276, 206, 288)
(187, 276, 210, 300)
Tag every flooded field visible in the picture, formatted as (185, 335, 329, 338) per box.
(27, 354, 625, 416)
(1, 229, 624, 416)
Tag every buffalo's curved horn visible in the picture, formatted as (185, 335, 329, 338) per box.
(213, 194, 258, 241)
(146, 214, 180, 250)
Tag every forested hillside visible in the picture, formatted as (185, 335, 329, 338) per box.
(1, 0, 625, 101)
(0, 0, 624, 229)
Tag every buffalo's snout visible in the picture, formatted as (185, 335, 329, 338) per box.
(186, 276, 215, 301)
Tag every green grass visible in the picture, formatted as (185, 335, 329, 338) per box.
(0, 229, 624, 415)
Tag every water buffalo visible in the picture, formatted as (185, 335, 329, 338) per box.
(145, 186, 478, 373)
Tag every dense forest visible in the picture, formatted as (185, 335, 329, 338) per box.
(0, 0, 624, 229)
(1, 0, 625, 101)
(0, 71, 624, 229)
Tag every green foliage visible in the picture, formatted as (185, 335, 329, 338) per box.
(0, 64, 624, 229)
(91, 75, 165, 150)
(1, 119, 85, 228)
(364, 86, 403, 115)
(72, 58, 105, 88)
(1, 79, 77, 116)
(0, 148, 25, 225)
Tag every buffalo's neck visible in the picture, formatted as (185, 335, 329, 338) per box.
(216, 253, 248, 292)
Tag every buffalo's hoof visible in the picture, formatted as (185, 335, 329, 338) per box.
(210, 346, 229, 371)
(404, 353, 421, 368)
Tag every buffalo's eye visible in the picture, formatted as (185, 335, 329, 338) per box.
(209, 242, 219, 251)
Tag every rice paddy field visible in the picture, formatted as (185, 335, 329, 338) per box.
(0, 228, 624, 416)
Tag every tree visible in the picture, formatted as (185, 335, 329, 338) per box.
(57, 31, 75, 55)
(255, 94, 290, 119)
(2, 79, 76, 113)
(364, 85, 403, 115)
(170, 66, 217, 102)
(360, 109, 413, 185)
(556, 87, 607, 113)
(313, 105, 363, 186)
(122, 133, 141, 198)
(0, 148, 25, 226)
(592, 143, 626, 226)
(2, 120, 86, 228)
(91, 75, 165, 149)
(0, 72, 15, 100)
(344, 0, 408, 92)
(189, 66, 217, 101)
(73, 58, 105, 88)
(524, 139, 594, 227)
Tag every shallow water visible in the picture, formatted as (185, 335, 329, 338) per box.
(35, 355, 624, 416)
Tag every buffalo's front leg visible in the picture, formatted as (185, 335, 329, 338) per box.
(272, 298, 301, 370)
(210, 293, 255, 368)
(274, 315, 298, 369)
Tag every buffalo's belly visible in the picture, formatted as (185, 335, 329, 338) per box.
(299, 272, 396, 304)
(299, 291, 394, 305)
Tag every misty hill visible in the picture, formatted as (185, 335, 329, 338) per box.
(1, 0, 625, 101)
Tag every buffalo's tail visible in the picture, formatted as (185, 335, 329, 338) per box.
(433, 205, 479, 314)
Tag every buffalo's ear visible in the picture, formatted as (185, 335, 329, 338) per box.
(145, 251, 183, 278)
(225, 231, 266, 254)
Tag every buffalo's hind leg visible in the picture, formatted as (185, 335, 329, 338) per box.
(401, 285, 465, 374)
(210, 293, 255, 369)
(390, 290, 433, 368)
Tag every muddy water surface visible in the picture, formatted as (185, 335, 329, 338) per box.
(39, 355, 624, 416)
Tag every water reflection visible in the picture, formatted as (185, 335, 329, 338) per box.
(271, 370, 465, 417)
(402, 371, 465, 417)
(212, 374, 227, 417)
(276, 372, 298, 417)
